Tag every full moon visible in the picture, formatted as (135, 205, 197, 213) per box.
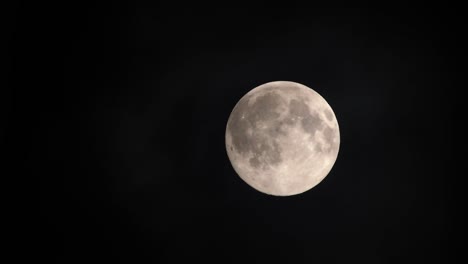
(225, 81, 340, 196)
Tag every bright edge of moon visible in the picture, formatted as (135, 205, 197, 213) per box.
(225, 81, 340, 196)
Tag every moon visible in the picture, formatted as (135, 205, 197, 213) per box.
(225, 81, 340, 196)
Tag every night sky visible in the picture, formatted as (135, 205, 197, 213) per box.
(10, 3, 462, 263)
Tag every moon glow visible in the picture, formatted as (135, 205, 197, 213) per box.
(225, 81, 340, 196)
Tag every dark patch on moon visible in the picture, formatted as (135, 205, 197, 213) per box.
(227, 91, 284, 167)
(323, 126, 336, 152)
(248, 143, 282, 168)
(323, 126, 334, 142)
(288, 99, 309, 117)
(249, 91, 283, 122)
(248, 140, 282, 169)
(266, 121, 288, 137)
(301, 114, 324, 135)
(288, 99, 324, 136)
(314, 142, 323, 153)
(249, 156, 262, 168)
(324, 109, 334, 121)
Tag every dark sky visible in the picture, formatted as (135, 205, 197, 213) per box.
(10, 3, 462, 263)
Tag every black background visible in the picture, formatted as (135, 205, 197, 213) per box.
(10, 3, 462, 263)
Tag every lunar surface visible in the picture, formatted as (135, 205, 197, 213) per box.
(225, 81, 340, 196)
